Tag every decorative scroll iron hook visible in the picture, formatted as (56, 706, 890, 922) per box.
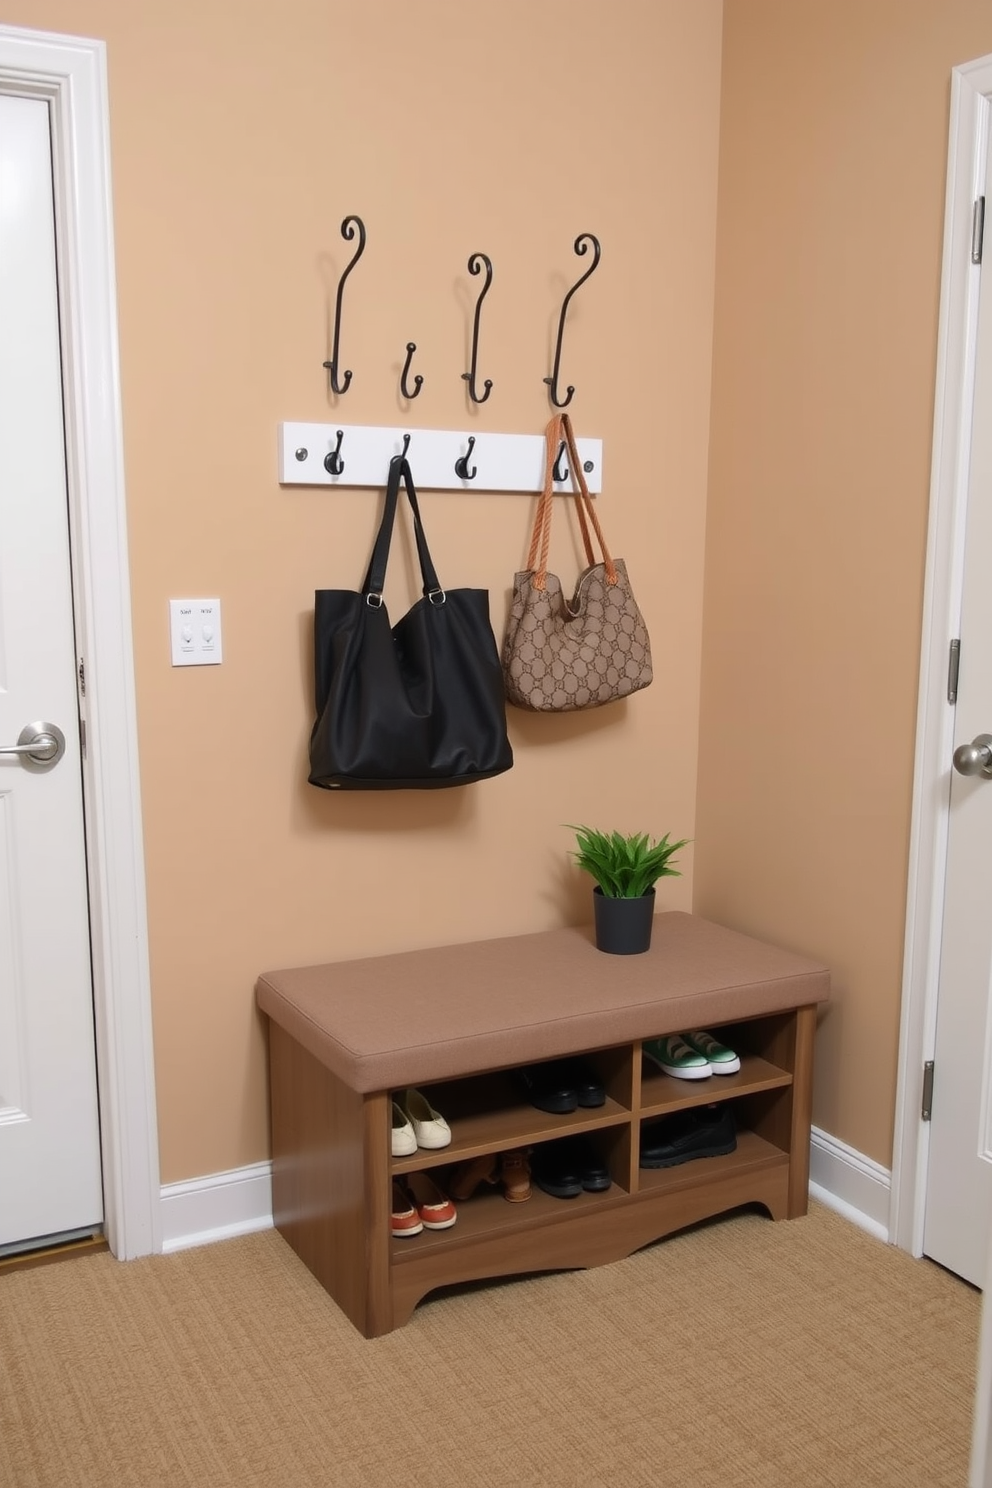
(400, 342, 423, 400)
(461, 253, 494, 404)
(454, 436, 477, 481)
(323, 429, 345, 476)
(323, 215, 367, 395)
(543, 233, 601, 409)
(552, 441, 569, 483)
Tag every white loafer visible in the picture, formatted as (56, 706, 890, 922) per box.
(391, 1100, 417, 1157)
(402, 1087, 451, 1149)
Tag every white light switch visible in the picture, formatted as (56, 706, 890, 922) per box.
(170, 598, 223, 666)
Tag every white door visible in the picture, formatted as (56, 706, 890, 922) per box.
(0, 91, 103, 1248)
(923, 139, 992, 1289)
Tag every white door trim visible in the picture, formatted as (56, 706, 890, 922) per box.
(0, 24, 160, 1258)
(892, 53, 992, 1256)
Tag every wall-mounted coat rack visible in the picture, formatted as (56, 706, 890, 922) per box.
(279, 423, 604, 494)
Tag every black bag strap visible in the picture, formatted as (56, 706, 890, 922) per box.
(362, 455, 444, 604)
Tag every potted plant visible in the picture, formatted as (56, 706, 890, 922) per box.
(568, 825, 689, 955)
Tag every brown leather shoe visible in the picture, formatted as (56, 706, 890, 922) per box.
(447, 1152, 498, 1201)
(499, 1148, 532, 1203)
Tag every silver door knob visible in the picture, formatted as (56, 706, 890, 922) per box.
(953, 733, 992, 778)
(0, 721, 66, 768)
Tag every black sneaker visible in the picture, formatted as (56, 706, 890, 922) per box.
(638, 1104, 737, 1169)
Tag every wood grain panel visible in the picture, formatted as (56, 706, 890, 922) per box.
(269, 1024, 375, 1336)
(390, 1164, 790, 1329)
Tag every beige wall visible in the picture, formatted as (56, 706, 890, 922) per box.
(696, 0, 992, 1165)
(19, 0, 978, 1189)
(7, 1, 723, 1181)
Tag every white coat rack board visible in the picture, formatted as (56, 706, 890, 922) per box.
(278, 423, 604, 495)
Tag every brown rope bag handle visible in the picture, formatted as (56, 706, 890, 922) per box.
(525, 413, 617, 592)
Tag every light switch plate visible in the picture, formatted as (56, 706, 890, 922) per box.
(170, 598, 223, 666)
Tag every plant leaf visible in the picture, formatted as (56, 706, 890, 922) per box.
(566, 824, 690, 898)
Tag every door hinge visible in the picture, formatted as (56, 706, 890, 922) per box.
(973, 196, 985, 265)
(77, 657, 86, 697)
(948, 638, 961, 704)
(79, 717, 87, 757)
(922, 1060, 935, 1121)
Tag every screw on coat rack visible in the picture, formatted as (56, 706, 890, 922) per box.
(400, 342, 423, 400)
(461, 253, 494, 404)
(454, 436, 477, 480)
(544, 233, 601, 409)
(322, 215, 367, 396)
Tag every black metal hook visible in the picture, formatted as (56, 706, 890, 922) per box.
(400, 433, 411, 459)
(454, 436, 477, 481)
(322, 215, 367, 395)
(323, 429, 345, 476)
(400, 342, 423, 400)
(461, 253, 493, 404)
(552, 441, 569, 483)
(543, 233, 601, 409)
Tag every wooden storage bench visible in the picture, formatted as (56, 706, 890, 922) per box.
(256, 911, 829, 1338)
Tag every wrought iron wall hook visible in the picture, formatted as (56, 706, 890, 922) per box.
(400, 433, 411, 459)
(400, 342, 423, 400)
(323, 429, 345, 475)
(552, 441, 569, 483)
(461, 253, 494, 404)
(543, 233, 601, 409)
(322, 215, 367, 395)
(454, 436, 477, 481)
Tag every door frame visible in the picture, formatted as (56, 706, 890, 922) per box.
(892, 53, 992, 1256)
(0, 24, 160, 1258)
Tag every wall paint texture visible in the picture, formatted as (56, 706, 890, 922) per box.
(5, 1, 723, 1181)
(696, 0, 992, 1165)
(10, 0, 988, 1188)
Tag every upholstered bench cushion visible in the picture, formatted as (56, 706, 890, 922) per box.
(255, 911, 829, 1095)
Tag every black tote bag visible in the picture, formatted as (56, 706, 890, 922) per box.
(308, 454, 513, 790)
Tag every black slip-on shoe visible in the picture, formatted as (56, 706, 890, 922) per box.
(531, 1135, 612, 1197)
(639, 1104, 737, 1169)
(557, 1134, 612, 1192)
(518, 1059, 605, 1113)
(518, 1062, 578, 1114)
(558, 1060, 606, 1108)
(530, 1141, 584, 1198)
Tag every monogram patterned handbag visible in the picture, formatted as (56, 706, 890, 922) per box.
(501, 414, 652, 711)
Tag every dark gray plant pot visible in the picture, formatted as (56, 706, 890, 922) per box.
(593, 886, 655, 955)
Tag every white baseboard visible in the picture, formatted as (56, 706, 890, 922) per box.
(160, 1160, 272, 1254)
(809, 1125, 891, 1242)
(156, 1130, 891, 1256)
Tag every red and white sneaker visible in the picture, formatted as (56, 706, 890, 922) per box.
(391, 1180, 423, 1237)
(405, 1172, 457, 1230)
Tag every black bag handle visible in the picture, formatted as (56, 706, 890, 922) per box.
(362, 455, 444, 604)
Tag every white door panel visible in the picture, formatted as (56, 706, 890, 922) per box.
(0, 91, 102, 1245)
(924, 131, 992, 1288)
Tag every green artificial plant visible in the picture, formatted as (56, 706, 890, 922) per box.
(568, 825, 690, 900)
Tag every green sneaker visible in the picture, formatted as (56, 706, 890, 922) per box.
(683, 1029, 741, 1075)
(642, 1035, 712, 1080)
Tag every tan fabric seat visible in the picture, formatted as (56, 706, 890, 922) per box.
(255, 911, 830, 1095)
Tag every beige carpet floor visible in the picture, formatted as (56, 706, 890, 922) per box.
(0, 1202, 980, 1488)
